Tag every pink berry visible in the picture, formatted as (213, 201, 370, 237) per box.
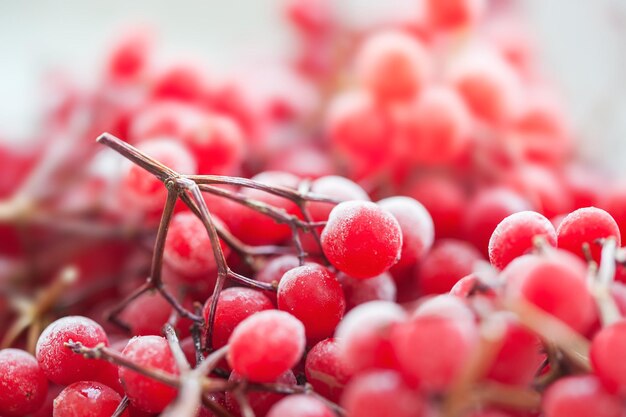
(425, 0, 485, 29)
(341, 370, 426, 417)
(255, 255, 301, 303)
(225, 370, 296, 416)
(308, 175, 370, 223)
(321, 201, 402, 279)
(591, 320, 626, 395)
(305, 338, 353, 402)
(0, 349, 48, 417)
(267, 395, 334, 417)
(543, 375, 623, 417)
(227, 310, 305, 382)
(339, 271, 396, 310)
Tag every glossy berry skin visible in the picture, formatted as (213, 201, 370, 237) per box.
(341, 370, 425, 417)
(503, 251, 596, 334)
(321, 201, 402, 279)
(203, 287, 274, 349)
(163, 211, 230, 279)
(488, 211, 557, 270)
(119, 290, 172, 336)
(355, 30, 430, 104)
(543, 375, 623, 417)
(36, 316, 111, 385)
(305, 338, 353, 402)
(339, 271, 396, 310)
(227, 310, 305, 382)
(277, 264, 346, 342)
(0, 349, 48, 417)
(590, 320, 626, 395)
(335, 301, 406, 373)
(225, 370, 296, 417)
(119, 336, 179, 413)
(267, 395, 334, 417)
(556, 207, 621, 264)
(391, 315, 478, 390)
(53, 381, 129, 417)
(378, 196, 434, 271)
(417, 239, 484, 295)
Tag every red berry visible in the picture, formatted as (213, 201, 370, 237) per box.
(106, 29, 152, 81)
(277, 264, 345, 342)
(227, 310, 305, 382)
(152, 64, 207, 103)
(503, 251, 596, 333)
(341, 370, 426, 417)
(36, 316, 111, 385)
(336, 301, 406, 373)
(163, 211, 230, 279)
(488, 211, 556, 270)
(391, 315, 478, 390)
(225, 370, 296, 417)
(378, 196, 434, 271)
(591, 320, 626, 395)
(308, 175, 370, 223)
(321, 201, 402, 279)
(119, 291, 173, 336)
(267, 395, 334, 417)
(119, 336, 179, 413)
(425, 0, 485, 29)
(355, 30, 431, 103)
(543, 375, 623, 417)
(397, 86, 471, 165)
(0, 349, 48, 417)
(53, 381, 129, 417)
(305, 338, 352, 402)
(556, 207, 621, 264)
(203, 287, 274, 349)
(339, 271, 396, 310)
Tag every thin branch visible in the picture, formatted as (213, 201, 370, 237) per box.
(111, 396, 130, 417)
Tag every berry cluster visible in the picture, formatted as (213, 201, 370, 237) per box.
(1, 1, 626, 417)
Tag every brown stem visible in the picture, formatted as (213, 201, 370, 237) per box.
(111, 396, 130, 417)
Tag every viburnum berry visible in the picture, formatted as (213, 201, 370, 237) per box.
(225, 370, 297, 416)
(151, 63, 207, 103)
(543, 375, 623, 417)
(36, 316, 112, 385)
(590, 320, 626, 395)
(321, 201, 402, 279)
(424, 0, 485, 30)
(227, 310, 305, 382)
(267, 395, 334, 417)
(417, 239, 484, 294)
(203, 287, 274, 349)
(354, 30, 431, 104)
(462, 187, 532, 256)
(397, 86, 472, 166)
(378, 196, 434, 271)
(119, 336, 179, 413)
(163, 211, 230, 279)
(277, 264, 346, 342)
(0, 349, 48, 417)
(412, 294, 475, 322)
(488, 210, 557, 270)
(391, 314, 478, 390)
(254, 255, 301, 303)
(503, 250, 597, 333)
(225, 171, 302, 245)
(119, 290, 173, 336)
(307, 175, 370, 222)
(339, 271, 397, 310)
(556, 207, 621, 263)
(335, 301, 406, 373)
(341, 370, 426, 417)
(53, 381, 129, 417)
(305, 338, 353, 402)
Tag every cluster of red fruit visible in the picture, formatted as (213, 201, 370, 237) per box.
(2, 0, 626, 417)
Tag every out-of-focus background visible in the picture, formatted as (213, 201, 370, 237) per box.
(1, 0, 625, 171)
